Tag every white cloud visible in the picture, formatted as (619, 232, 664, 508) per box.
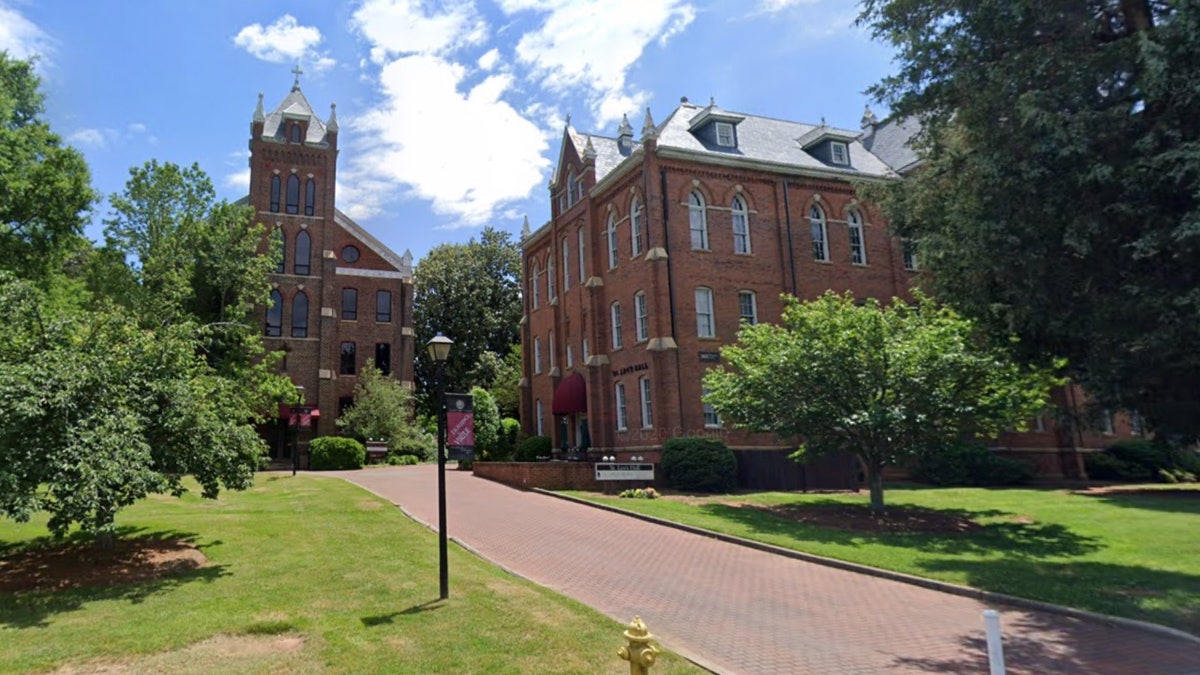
(500, 0, 696, 125)
(477, 47, 500, 71)
(0, 2, 51, 60)
(224, 168, 251, 190)
(340, 54, 549, 226)
(352, 0, 487, 62)
(756, 0, 821, 12)
(224, 150, 251, 191)
(68, 123, 156, 150)
(233, 15, 335, 71)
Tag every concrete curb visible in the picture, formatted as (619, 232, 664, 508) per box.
(536, 488, 1200, 648)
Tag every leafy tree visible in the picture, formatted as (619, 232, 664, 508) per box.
(413, 227, 522, 417)
(703, 292, 1056, 510)
(469, 344, 523, 419)
(337, 364, 428, 453)
(858, 1, 1200, 439)
(0, 53, 95, 283)
(468, 386, 502, 461)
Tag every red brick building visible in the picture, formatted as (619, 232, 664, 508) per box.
(246, 76, 415, 464)
(519, 99, 1137, 487)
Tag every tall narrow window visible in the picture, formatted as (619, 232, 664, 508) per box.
(732, 196, 750, 254)
(342, 288, 358, 320)
(290, 123, 302, 143)
(562, 239, 570, 291)
(634, 292, 648, 342)
(376, 290, 392, 322)
(615, 383, 628, 431)
(548, 256, 556, 299)
(848, 210, 866, 265)
(567, 171, 578, 207)
(606, 215, 618, 268)
(536, 400, 544, 435)
(810, 205, 828, 261)
(340, 342, 357, 375)
(566, 344, 574, 368)
(703, 388, 722, 428)
(270, 175, 281, 213)
(582, 338, 589, 361)
(695, 287, 715, 338)
(272, 228, 285, 273)
(577, 227, 586, 282)
(291, 291, 308, 338)
(286, 175, 300, 215)
(630, 196, 644, 256)
(639, 376, 653, 428)
(738, 290, 758, 325)
(305, 178, 316, 216)
(294, 230, 311, 275)
(534, 337, 543, 373)
(689, 191, 709, 250)
(1101, 409, 1115, 435)
(531, 264, 541, 308)
(903, 240, 918, 271)
(265, 289, 282, 336)
(611, 302, 623, 349)
(375, 343, 391, 376)
(549, 329, 556, 369)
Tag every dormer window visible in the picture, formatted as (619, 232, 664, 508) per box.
(290, 123, 302, 143)
(715, 122, 735, 147)
(830, 141, 849, 165)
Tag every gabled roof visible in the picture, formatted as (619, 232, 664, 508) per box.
(334, 209, 413, 278)
(262, 86, 329, 145)
(861, 116, 923, 173)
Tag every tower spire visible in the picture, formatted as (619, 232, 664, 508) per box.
(253, 92, 265, 123)
(291, 64, 304, 91)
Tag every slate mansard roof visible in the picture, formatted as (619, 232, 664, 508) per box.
(259, 86, 331, 145)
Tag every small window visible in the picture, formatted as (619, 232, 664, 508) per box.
(376, 290, 392, 323)
(272, 228, 285, 274)
(903, 240, 918, 271)
(567, 171, 578, 207)
(738, 290, 758, 325)
(534, 337, 543, 374)
(375, 343, 391, 376)
(531, 264, 541, 308)
(341, 245, 360, 263)
(582, 338, 589, 362)
(810, 205, 828, 262)
(305, 178, 316, 216)
(291, 291, 308, 338)
(290, 123, 302, 143)
(1101, 409, 1114, 435)
(606, 215, 618, 269)
(615, 383, 628, 431)
(265, 289, 282, 336)
(340, 342, 357, 375)
(549, 329, 556, 369)
(630, 196, 644, 256)
(695, 287, 715, 338)
(1034, 415, 1047, 432)
(715, 122, 734, 147)
(702, 388, 721, 428)
(294, 230, 311, 275)
(269, 175, 281, 213)
(611, 301, 623, 349)
(732, 196, 750, 254)
(830, 141, 849, 165)
(848, 210, 866, 265)
(536, 400, 544, 435)
(634, 292, 648, 342)
(1131, 411, 1145, 436)
(342, 288, 358, 320)
(689, 191, 709, 250)
(639, 376, 653, 428)
(286, 175, 300, 215)
(339, 396, 354, 417)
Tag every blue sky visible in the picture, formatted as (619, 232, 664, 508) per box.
(2, 0, 897, 262)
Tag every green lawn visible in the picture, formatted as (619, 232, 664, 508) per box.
(565, 483, 1200, 635)
(0, 475, 702, 674)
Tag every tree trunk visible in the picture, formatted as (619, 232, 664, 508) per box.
(866, 462, 885, 512)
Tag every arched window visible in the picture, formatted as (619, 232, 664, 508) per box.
(305, 178, 316, 216)
(695, 287, 715, 338)
(630, 195, 644, 256)
(265, 290, 282, 336)
(272, 228, 285, 274)
(847, 210, 866, 265)
(290, 123, 302, 143)
(567, 171, 578, 207)
(531, 263, 541, 308)
(269, 175, 281, 213)
(810, 204, 828, 261)
(732, 196, 750, 254)
(294, 230, 311, 275)
(286, 175, 300, 214)
(606, 214, 618, 269)
(291, 291, 309, 338)
(610, 301, 623, 349)
(534, 337, 543, 373)
(689, 191, 709, 250)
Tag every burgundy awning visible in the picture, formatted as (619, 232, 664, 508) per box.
(552, 371, 587, 415)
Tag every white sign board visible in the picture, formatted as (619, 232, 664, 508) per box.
(595, 463, 655, 481)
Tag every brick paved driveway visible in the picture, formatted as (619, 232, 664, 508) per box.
(333, 466, 1200, 674)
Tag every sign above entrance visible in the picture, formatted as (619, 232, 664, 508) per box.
(445, 393, 475, 461)
(612, 362, 649, 377)
(698, 351, 721, 363)
(595, 463, 655, 481)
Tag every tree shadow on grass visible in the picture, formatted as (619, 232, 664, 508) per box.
(889, 604, 1200, 674)
(1074, 489, 1200, 516)
(0, 526, 230, 629)
(697, 499, 1103, 559)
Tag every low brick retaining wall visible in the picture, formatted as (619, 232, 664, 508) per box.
(473, 461, 660, 492)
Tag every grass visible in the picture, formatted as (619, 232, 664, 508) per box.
(564, 483, 1200, 635)
(0, 475, 703, 674)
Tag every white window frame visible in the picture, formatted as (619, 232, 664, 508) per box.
(903, 240, 918, 271)
(534, 337, 542, 373)
(634, 292, 648, 342)
(562, 239, 570, 291)
(732, 196, 750, 254)
(548, 256, 556, 298)
(566, 344, 573, 368)
(830, 141, 849, 165)
(630, 196, 644, 256)
(639, 376, 653, 429)
(848, 210, 866, 265)
(536, 400, 544, 435)
(615, 383, 628, 431)
(531, 264, 540, 308)
(582, 338, 589, 362)
(738, 290, 758, 325)
(577, 227, 586, 282)
(611, 302, 623, 349)
(606, 215, 618, 269)
(695, 287, 715, 338)
(702, 388, 721, 428)
(715, 121, 735, 147)
(689, 191, 709, 250)
(567, 171, 578, 207)
(549, 329, 556, 369)
(810, 205, 829, 262)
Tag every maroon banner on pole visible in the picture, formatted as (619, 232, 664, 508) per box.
(445, 393, 475, 461)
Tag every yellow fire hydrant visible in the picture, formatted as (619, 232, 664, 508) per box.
(618, 615, 659, 675)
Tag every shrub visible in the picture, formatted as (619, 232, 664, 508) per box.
(661, 438, 738, 493)
(618, 487, 659, 499)
(499, 417, 521, 461)
(515, 435, 552, 462)
(1086, 439, 1200, 483)
(913, 441, 1033, 487)
(470, 387, 502, 461)
(309, 437, 366, 471)
(391, 429, 435, 462)
(1085, 451, 1152, 482)
(387, 453, 420, 466)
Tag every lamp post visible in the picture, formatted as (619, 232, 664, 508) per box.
(293, 385, 305, 477)
(426, 332, 454, 600)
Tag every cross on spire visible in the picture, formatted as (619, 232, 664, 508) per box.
(291, 65, 304, 91)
